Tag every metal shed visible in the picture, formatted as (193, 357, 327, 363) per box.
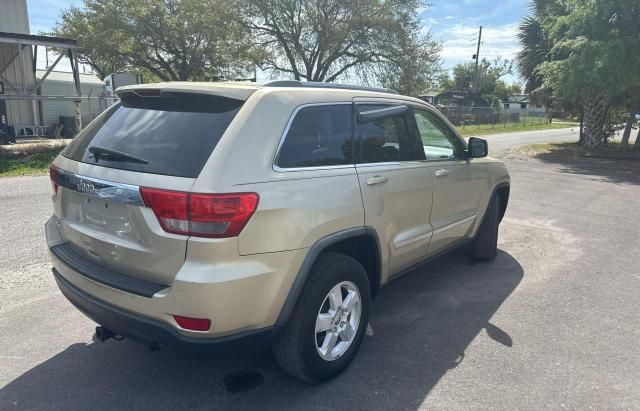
(37, 70, 105, 128)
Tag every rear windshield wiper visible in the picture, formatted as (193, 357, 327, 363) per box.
(88, 146, 149, 164)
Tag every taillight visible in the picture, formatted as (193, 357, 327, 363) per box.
(139, 188, 189, 235)
(139, 188, 258, 238)
(189, 193, 259, 237)
(49, 165, 59, 195)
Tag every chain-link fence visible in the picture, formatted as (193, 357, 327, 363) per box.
(435, 106, 552, 130)
(8, 96, 117, 139)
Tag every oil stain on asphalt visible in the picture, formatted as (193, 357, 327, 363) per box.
(223, 369, 265, 393)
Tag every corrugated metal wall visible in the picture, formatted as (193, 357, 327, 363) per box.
(0, 43, 36, 128)
(0, 0, 36, 129)
(0, 0, 30, 35)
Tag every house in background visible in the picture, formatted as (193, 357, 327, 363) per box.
(418, 90, 469, 106)
(502, 94, 544, 111)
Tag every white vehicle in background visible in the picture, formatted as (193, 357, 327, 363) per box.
(103, 73, 144, 99)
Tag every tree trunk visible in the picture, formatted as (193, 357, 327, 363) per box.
(581, 95, 607, 148)
(621, 111, 636, 151)
(578, 111, 584, 145)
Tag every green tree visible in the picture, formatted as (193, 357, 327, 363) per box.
(518, 0, 640, 148)
(52, 5, 127, 78)
(54, 0, 256, 81)
(440, 57, 518, 106)
(241, 0, 441, 93)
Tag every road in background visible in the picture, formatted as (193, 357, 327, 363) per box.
(483, 127, 578, 153)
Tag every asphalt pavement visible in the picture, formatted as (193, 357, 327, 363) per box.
(1, 127, 639, 410)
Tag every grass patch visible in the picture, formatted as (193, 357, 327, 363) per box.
(0, 149, 62, 177)
(456, 122, 578, 137)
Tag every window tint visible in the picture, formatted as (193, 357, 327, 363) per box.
(61, 92, 243, 178)
(358, 105, 420, 163)
(413, 109, 461, 160)
(276, 104, 353, 168)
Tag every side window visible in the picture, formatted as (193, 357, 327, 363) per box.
(413, 109, 462, 160)
(276, 104, 353, 168)
(358, 105, 422, 163)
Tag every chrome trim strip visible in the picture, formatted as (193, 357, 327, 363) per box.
(393, 230, 433, 249)
(272, 164, 355, 173)
(432, 215, 477, 235)
(356, 160, 428, 168)
(54, 169, 144, 206)
(272, 102, 353, 173)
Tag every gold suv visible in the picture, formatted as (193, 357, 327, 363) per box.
(46, 81, 510, 382)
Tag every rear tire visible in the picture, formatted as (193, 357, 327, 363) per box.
(471, 194, 500, 260)
(272, 252, 371, 383)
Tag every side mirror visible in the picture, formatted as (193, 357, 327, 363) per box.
(467, 137, 488, 158)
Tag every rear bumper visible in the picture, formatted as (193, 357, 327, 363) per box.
(45, 215, 305, 343)
(53, 267, 274, 355)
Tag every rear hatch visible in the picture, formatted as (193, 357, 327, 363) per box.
(51, 89, 245, 286)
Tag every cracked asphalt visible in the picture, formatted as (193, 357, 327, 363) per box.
(1, 128, 639, 410)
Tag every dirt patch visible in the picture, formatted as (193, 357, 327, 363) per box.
(508, 142, 640, 161)
(506, 142, 640, 186)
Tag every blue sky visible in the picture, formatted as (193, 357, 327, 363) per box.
(27, 0, 527, 83)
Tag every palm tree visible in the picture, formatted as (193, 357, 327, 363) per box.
(516, 15, 548, 94)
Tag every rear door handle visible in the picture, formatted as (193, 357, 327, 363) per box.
(366, 175, 389, 185)
(435, 169, 449, 177)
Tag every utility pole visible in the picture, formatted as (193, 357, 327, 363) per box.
(473, 25, 482, 95)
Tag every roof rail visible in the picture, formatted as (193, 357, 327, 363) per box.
(263, 80, 399, 95)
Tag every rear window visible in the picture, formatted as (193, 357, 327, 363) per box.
(61, 92, 243, 177)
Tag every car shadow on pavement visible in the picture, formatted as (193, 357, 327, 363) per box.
(0, 249, 523, 410)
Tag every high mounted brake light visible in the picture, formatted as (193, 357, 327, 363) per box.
(139, 188, 259, 238)
(132, 89, 161, 97)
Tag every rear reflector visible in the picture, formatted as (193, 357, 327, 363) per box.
(139, 188, 258, 238)
(173, 315, 211, 331)
(49, 165, 59, 195)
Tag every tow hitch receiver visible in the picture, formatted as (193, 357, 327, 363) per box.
(93, 326, 123, 342)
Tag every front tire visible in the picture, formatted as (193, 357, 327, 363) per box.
(272, 252, 371, 383)
(470, 194, 500, 260)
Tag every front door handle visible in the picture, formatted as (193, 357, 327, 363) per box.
(366, 175, 389, 185)
(435, 169, 449, 177)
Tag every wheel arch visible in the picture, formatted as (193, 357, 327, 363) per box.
(275, 227, 381, 327)
(493, 182, 510, 222)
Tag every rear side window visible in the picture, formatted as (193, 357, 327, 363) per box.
(276, 104, 353, 168)
(357, 105, 422, 163)
(61, 92, 243, 178)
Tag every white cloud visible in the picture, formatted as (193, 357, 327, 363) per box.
(437, 22, 520, 64)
